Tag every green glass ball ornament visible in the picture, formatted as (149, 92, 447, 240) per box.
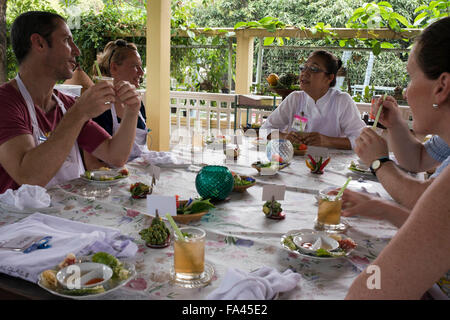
(195, 165, 234, 201)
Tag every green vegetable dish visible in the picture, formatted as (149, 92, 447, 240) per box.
(177, 198, 215, 215)
(233, 174, 255, 186)
(139, 215, 171, 246)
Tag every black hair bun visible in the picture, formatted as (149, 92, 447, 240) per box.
(337, 59, 343, 70)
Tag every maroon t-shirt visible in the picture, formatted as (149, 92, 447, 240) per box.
(0, 82, 111, 193)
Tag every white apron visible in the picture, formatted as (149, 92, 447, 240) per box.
(110, 104, 148, 160)
(15, 74, 85, 188)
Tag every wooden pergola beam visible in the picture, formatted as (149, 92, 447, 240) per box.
(139, 27, 422, 40)
(128, 27, 422, 39)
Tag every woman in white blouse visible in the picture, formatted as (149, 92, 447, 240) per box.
(261, 50, 366, 150)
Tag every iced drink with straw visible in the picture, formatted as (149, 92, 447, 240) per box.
(173, 227, 205, 278)
(93, 76, 114, 85)
(93, 61, 114, 85)
(315, 178, 351, 232)
(317, 191, 343, 225)
(166, 214, 209, 286)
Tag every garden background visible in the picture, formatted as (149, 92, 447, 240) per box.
(0, 0, 448, 102)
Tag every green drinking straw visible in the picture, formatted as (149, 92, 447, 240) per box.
(94, 61, 102, 78)
(336, 177, 352, 199)
(372, 93, 387, 130)
(165, 213, 186, 241)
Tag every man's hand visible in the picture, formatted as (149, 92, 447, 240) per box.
(355, 127, 389, 166)
(72, 81, 116, 120)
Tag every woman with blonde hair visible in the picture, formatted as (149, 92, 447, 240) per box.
(84, 39, 148, 169)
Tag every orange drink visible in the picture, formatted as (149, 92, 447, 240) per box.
(318, 196, 342, 225)
(315, 187, 347, 233)
(173, 227, 205, 279)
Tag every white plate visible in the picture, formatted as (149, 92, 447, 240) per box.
(280, 229, 355, 260)
(38, 258, 136, 299)
(80, 170, 128, 186)
(0, 201, 62, 214)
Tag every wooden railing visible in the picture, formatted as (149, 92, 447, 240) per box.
(162, 91, 413, 137)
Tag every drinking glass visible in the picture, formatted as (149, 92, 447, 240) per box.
(170, 227, 213, 288)
(93, 76, 114, 85)
(315, 187, 347, 233)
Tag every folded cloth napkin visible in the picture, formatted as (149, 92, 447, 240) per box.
(206, 266, 301, 300)
(0, 213, 138, 283)
(0, 184, 51, 210)
(141, 150, 189, 167)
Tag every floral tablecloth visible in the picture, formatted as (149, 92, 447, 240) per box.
(0, 138, 398, 300)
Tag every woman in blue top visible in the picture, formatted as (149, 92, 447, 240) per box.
(83, 39, 148, 170)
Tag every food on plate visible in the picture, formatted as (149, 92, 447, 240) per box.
(39, 252, 133, 297)
(337, 238, 357, 251)
(263, 200, 285, 219)
(139, 213, 171, 246)
(232, 173, 255, 187)
(348, 161, 369, 173)
(41, 270, 58, 289)
(119, 168, 129, 176)
(83, 167, 129, 181)
(58, 253, 77, 269)
(130, 182, 151, 199)
(292, 143, 308, 155)
(305, 154, 331, 174)
(60, 285, 105, 296)
(282, 233, 356, 258)
(252, 160, 286, 169)
(98, 167, 111, 171)
(176, 198, 215, 215)
(293, 143, 308, 151)
(91, 252, 130, 280)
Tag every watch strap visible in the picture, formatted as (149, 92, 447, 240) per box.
(370, 156, 391, 176)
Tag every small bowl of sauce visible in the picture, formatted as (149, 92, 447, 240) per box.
(57, 262, 113, 289)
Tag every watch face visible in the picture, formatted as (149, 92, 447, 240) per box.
(371, 160, 381, 170)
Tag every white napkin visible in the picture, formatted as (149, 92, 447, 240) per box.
(0, 213, 138, 283)
(141, 150, 189, 168)
(206, 266, 301, 300)
(0, 184, 51, 210)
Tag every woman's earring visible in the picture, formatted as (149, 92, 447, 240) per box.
(432, 103, 439, 109)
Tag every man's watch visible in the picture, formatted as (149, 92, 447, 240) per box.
(370, 157, 392, 176)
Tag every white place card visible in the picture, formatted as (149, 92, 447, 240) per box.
(151, 165, 161, 180)
(262, 184, 286, 201)
(146, 195, 177, 217)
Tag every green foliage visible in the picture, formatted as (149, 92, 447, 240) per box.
(352, 85, 376, 102)
(413, 1, 450, 26)
(6, 0, 62, 80)
(70, 4, 146, 79)
(234, 17, 287, 46)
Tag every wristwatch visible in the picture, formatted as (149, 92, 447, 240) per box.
(370, 157, 392, 176)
